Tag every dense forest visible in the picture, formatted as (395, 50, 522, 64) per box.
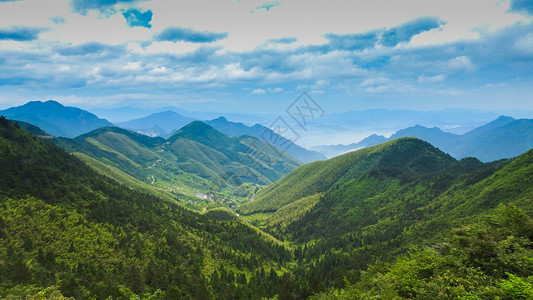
(1, 116, 532, 299)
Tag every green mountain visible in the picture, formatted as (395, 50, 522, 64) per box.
(0, 100, 113, 137)
(54, 121, 301, 208)
(0, 116, 293, 299)
(3, 115, 532, 299)
(239, 138, 458, 215)
(206, 117, 326, 163)
(238, 137, 532, 297)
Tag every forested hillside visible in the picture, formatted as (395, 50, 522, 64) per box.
(239, 138, 533, 298)
(53, 122, 301, 209)
(1, 116, 532, 299)
(0, 117, 292, 299)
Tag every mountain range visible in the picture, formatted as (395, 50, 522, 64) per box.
(1, 115, 532, 299)
(206, 117, 326, 163)
(1, 101, 325, 163)
(53, 121, 301, 208)
(118, 113, 327, 163)
(0, 116, 292, 299)
(1, 100, 533, 299)
(116, 111, 197, 137)
(312, 115, 533, 162)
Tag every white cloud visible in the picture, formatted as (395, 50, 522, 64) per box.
(514, 33, 533, 54)
(417, 74, 445, 83)
(448, 56, 475, 72)
(359, 77, 391, 87)
(251, 88, 266, 94)
(485, 83, 507, 88)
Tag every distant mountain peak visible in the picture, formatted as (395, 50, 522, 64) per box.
(212, 116, 228, 122)
(168, 120, 225, 142)
(156, 110, 181, 116)
(116, 110, 196, 136)
(43, 99, 63, 105)
(0, 100, 113, 138)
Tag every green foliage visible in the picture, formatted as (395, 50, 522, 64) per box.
(54, 122, 300, 207)
(0, 118, 292, 299)
(3, 117, 533, 299)
(312, 205, 533, 299)
(239, 138, 456, 215)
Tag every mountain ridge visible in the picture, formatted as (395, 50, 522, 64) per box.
(312, 115, 533, 162)
(0, 100, 113, 138)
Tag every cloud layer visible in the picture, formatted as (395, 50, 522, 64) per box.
(0, 0, 531, 114)
(0, 26, 44, 41)
(154, 27, 228, 43)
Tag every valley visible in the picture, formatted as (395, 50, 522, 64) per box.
(1, 103, 532, 298)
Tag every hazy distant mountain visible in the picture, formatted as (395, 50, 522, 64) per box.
(319, 109, 502, 134)
(313, 116, 533, 162)
(310, 134, 388, 158)
(453, 117, 533, 161)
(206, 117, 326, 163)
(0, 100, 113, 137)
(117, 111, 197, 137)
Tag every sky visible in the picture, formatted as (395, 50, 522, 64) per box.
(0, 0, 532, 116)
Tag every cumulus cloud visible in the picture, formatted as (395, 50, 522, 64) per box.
(448, 56, 475, 72)
(0, 26, 45, 41)
(380, 17, 445, 47)
(417, 74, 445, 83)
(325, 32, 378, 51)
(154, 27, 228, 43)
(325, 17, 445, 51)
(56, 42, 125, 57)
(122, 9, 152, 28)
(70, 0, 141, 15)
(251, 88, 266, 94)
(267, 37, 297, 44)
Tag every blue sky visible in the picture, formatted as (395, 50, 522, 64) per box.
(0, 0, 532, 114)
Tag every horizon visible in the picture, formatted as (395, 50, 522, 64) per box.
(0, 0, 532, 115)
(2, 98, 533, 148)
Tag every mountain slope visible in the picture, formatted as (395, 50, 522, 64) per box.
(0, 100, 113, 137)
(117, 110, 197, 137)
(207, 117, 326, 163)
(239, 135, 533, 294)
(239, 138, 457, 215)
(54, 122, 301, 207)
(168, 121, 301, 186)
(0, 116, 293, 299)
